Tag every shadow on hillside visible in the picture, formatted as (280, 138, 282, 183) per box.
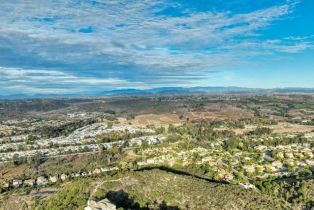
(106, 190, 180, 210)
(135, 165, 230, 185)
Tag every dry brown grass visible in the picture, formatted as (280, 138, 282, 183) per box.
(288, 109, 314, 120)
(187, 105, 253, 121)
(270, 122, 314, 134)
(215, 124, 258, 135)
(0, 164, 28, 182)
(129, 113, 181, 126)
(216, 122, 314, 135)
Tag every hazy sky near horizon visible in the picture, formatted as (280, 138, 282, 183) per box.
(0, 0, 313, 95)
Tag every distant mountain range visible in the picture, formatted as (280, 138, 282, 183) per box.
(1, 87, 314, 99)
(100, 86, 314, 95)
(99, 86, 262, 95)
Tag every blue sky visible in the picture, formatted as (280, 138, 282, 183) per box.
(0, 0, 313, 95)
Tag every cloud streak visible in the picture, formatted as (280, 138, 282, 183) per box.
(0, 67, 147, 94)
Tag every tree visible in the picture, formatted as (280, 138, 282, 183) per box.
(107, 121, 113, 129)
(107, 146, 120, 164)
(13, 153, 21, 165)
(155, 126, 165, 134)
(168, 124, 176, 133)
(166, 134, 181, 143)
(0, 183, 6, 193)
(224, 137, 240, 150)
(98, 145, 105, 156)
(249, 127, 272, 136)
(28, 152, 45, 168)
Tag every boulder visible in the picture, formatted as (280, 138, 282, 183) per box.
(12, 180, 22, 188)
(36, 176, 48, 186)
(24, 179, 35, 187)
(84, 199, 116, 210)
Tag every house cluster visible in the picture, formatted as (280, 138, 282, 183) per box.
(0, 144, 97, 161)
(135, 139, 314, 185)
(0, 134, 28, 144)
(66, 112, 106, 119)
(1, 166, 120, 191)
(106, 124, 153, 134)
(0, 117, 164, 162)
(0, 134, 164, 162)
(0, 118, 68, 137)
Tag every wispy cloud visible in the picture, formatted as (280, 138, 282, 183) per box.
(0, 0, 312, 94)
(0, 67, 147, 94)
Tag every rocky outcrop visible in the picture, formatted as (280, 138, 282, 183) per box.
(84, 199, 116, 210)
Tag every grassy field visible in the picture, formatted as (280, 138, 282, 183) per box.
(294, 103, 314, 110)
(27, 169, 289, 210)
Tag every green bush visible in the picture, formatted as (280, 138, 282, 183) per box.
(36, 180, 90, 210)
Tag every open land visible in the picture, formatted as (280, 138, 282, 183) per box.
(0, 94, 313, 210)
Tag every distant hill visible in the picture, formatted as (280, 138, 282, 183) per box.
(100, 86, 261, 95)
(100, 86, 314, 95)
(1, 87, 314, 99)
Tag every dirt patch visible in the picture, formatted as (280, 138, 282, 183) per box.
(215, 125, 256, 135)
(216, 123, 314, 135)
(29, 187, 59, 197)
(129, 114, 181, 126)
(187, 105, 253, 121)
(289, 109, 314, 120)
(0, 187, 58, 210)
(270, 123, 314, 134)
(0, 164, 28, 182)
